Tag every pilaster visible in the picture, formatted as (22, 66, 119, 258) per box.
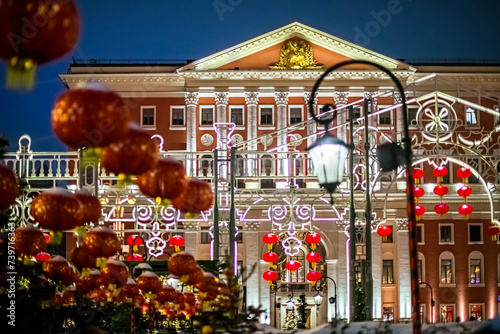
(185, 92, 199, 176)
(274, 92, 289, 176)
(245, 92, 259, 176)
(333, 91, 349, 143)
(304, 91, 318, 148)
(245, 222, 261, 309)
(336, 225, 349, 320)
(396, 218, 412, 321)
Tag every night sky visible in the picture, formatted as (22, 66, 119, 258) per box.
(1, 0, 499, 152)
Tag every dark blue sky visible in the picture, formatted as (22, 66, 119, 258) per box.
(1, 0, 500, 152)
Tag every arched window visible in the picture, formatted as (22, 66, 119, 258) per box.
(439, 251, 455, 286)
(468, 251, 484, 286)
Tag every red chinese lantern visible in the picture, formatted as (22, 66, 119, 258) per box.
(101, 259, 130, 288)
(306, 252, 321, 263)
(195, 273, 218, 297)
(457, 167, 472, 182)
(14, 223, 46, 259)
(42, 255, 69, 281)
(74, 189, 102, 224)
(306, 271, 322, 282)
(35, 252, 51, 261)
(127, 254, 143, 261)
(0, 161, 19, 211)
(169, 235, 185, 252)
(216, 281, 230, 296)
(0, 0, 79, 91)
(137, 271, 163, 296)
(263, 233, 278, 251)
(51, 83, 130, 150)
(172, 178, 214, 214)
(263, 252, 279, 263)
(433, 166, 448, 183)
(376, 225, 392, 237)
(30, 188, 84, 241)
(183, 292, 196, 305)
(127, 235, 143, 246)
(263, 270, 278, 285)
(285, 260, 301, 271)
(433, 185, 449, 201)
(414, 187, 425, 198)
(102, 123, 158, 177)
(486, 225, 500, 241)
(415, 205, 425, 220)
(168, 252, 198, 277)
(412, 168, 424, 184)
(458, 204, 473, 220)
(81, 226, 121, 264)
(457, 185, 472, 198)
(306, 233, 321, 250)
(136, 157, 189, 202)
(434, 203, 449, 217)
(70, 246, 97, 271)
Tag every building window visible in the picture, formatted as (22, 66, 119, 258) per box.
(382, 226, 393, 243)
(382, 260, 394, 284)
(467, 158, 479, 184)
(440, 259, 453, 284)
(201, 107, 214, 125)
(469, 224, 482, 243)
(260, 106, 273, 126)
(141, 106, 156, 128)
(289, 106, 303, 124)
(470, 259, 481, 284)
(470, 304, 483, 321)
(351, 106, 362, 121)
(466, 108, 478, 125)
(378, 107, 391, 125)
(201, 226, 211, 244)
(235, 230, 243, 243)
(171, 107, 185, 126)
(382, 306, 394, 322)
(440, 305, 454, 323)
(439, 224, 453, 243)
(418, 252, 425, 284)
(408, 106, 418, 125)
(416, 224, 424, 244)
(230, 107, 244, 126)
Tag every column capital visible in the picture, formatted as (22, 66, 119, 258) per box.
(184, 92, 199, 106)
(245, 92, 259, 106)
(333, 91, 349, 106)
(363, 91, 378, 107)
(393, 91, 410, 104)
(274, 92, 289, 106)
(304, 91, 318, 105)
(215, 92, 229, 106)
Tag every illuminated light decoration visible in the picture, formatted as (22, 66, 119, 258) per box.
(306, 233, 321, 250)
(44, 234, 50, 244)
(306, 271, 322, 282)
(434, 203, 449, 217)
(457, 167, 472, 183)
(285, 260, 301, 272)
(433, 166, 448, 183)
(262, 233, 278, 251)
(127, 235, 143, 246)
(415, 205, 425, 221)
(414, 186, 424, 204)
(433, 185, 449, 200)
(457, 185, 472, 200)
(263, 252, 278, 263)
(169, 235, 185, 252)
(127, 254, 143, 261)
(262, 270, 278, 286)
(486, 225, 500, 241)
(412, 168, 424, 182)
(458, 204, 473, 220)
(306, 252, 321, 270)
(35, 252, 51, 261)
(376, 225, 392, 237)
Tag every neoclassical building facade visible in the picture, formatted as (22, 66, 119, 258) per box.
(7, 22, 500, 328)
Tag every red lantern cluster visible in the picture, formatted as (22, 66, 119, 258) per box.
(434, 203, 449, 216)
(306, 233, 321, 250)
(306, 251, 321, 271)
(412, 168, 425, 220)
(263, 233, 278, 250)
(414, 186, 424, 204)
(486, 225, 500, 241)
(457, 167, 472, 183)
(263, 270, 278, 284)
(262, 233, 278, 285)
(433, 185, 449, 218)
(0, 161, 19, 211)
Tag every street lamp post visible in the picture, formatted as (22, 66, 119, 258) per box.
(419, 281, 435, 324)
(273, 284, 295, 328)
(314, 275, 338, 320)
(307, 60, 421, 333)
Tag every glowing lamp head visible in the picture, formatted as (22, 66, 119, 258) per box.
(314, 292, 323, 306)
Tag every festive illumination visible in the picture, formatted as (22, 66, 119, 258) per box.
(263, 252, 278, 263)
(415, 205, 425, 220)
(306, 271, 322, 282)
(412, 168, 424, 181)
(414, 187, 425, 198)
(457, 185, 472, 198)
(127, 254, 143, 261)
(486, 225, 500, 241)
(457, 167, 472, 182)
(458, 204, 473, 220)
(306, 233, 321, 250)
(433, 185, 449, 197)
(433, 166, 448, 183)
(127, 235, 143, 246)
(376, 225, 392, 237)
(35, 252, 51, 261)
(262, 233, 278, 251)
(0, 161, 19, 211)
(285, 260, 301, 271)
(263, 270, 278, 286)
(434, 203, 449, 217)
(169, 235, 185, 252)
(306, 252, 321, 263)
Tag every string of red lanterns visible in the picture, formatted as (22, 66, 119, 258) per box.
(413, 168, 425, 220)
(456, 168, 473, 220)
(262, 233, 279, 286)
(305, 233, 322, 283)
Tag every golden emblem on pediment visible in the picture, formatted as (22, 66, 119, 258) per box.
(270, 40, 322, 70)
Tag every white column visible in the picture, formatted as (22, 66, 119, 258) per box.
(183, 222, 199, 257)
(326, 259, 338, 322)
(215, 92, 229, 180)
(333, 91, 349, 143)
(364, 92, 379, 175)
(245, 222, 261, 309)
(393, 91, 405, 143)
(185, 92, 199, 176)
(304, 92, 318, 148)
(372, 228, 382, 320)
(245, 92, 259, 176)
(396, 218, 412, 321)
(259, 260, 271, 324)
(337, 224, 349, 320)
(274, 92, 289, 176)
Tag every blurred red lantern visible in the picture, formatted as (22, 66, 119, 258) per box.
(101, 259, 130, 288)
(216, 281, 230, 296)
(135, 157, 188, 201)
(457, 167, 472, 180)
(43, 255, 77, 285)
(168, 252, 197, 277)
(0, 0, 79, 91)
(433, 166, 448, 183)
(263, 252, 278, 263)
(195, 273, 218, 295)
(44, 234, 50, 244)
(263, 270, 278, 282)
(262, 233, 278, 244)
(51, 83, 130, 150)
(30, 188, 84, 233)
(434, 203, 449, 216)
(0, 161, 19, 211)
(285, 260, 301, 271)
(82, 226, 120, 261)
(75, 189, 102, 224)
(414, 187, 425, 198)
(415, 205, 425, 220)
(127, 254, 143, 261)
(70, 246, 97, 271)
(433, 185, 449, 197)
(376, 225, 392, 237)
(457, 185, 472, 197)
(306, 271, 322, 282)
(458, 204, 473, 219)
(306, 233, 321, 244)
(306, 252, 321, 263)
(171, 178, 214, 214)
(35, 252, 50, 261)
(102, 123, 158, 176)
(486, 225, 500, 241)
(137, 271, 163, 295)
(412, 168, 424, 180)
(127, 235, 143, 246)
(183, 292, 196, 305)
(14, 223, 46, 258)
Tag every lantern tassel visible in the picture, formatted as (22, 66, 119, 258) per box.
(268, 244, 273, 251)
(415, 197, 419, 204)
(312, 262, 316, 270)
(6, 57, 36, 91)
(133, 245, 138, 252)
(175, 245, 180, 252)
(416, 215, 421, 221)
(464, 214, 469, 220)
(414, 178, 419, 185)
(311, 243, 316, 250)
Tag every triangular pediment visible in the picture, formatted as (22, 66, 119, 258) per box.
(179, 22, 413, 72)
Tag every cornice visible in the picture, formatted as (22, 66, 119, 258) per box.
(59, 73, 184, 84)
